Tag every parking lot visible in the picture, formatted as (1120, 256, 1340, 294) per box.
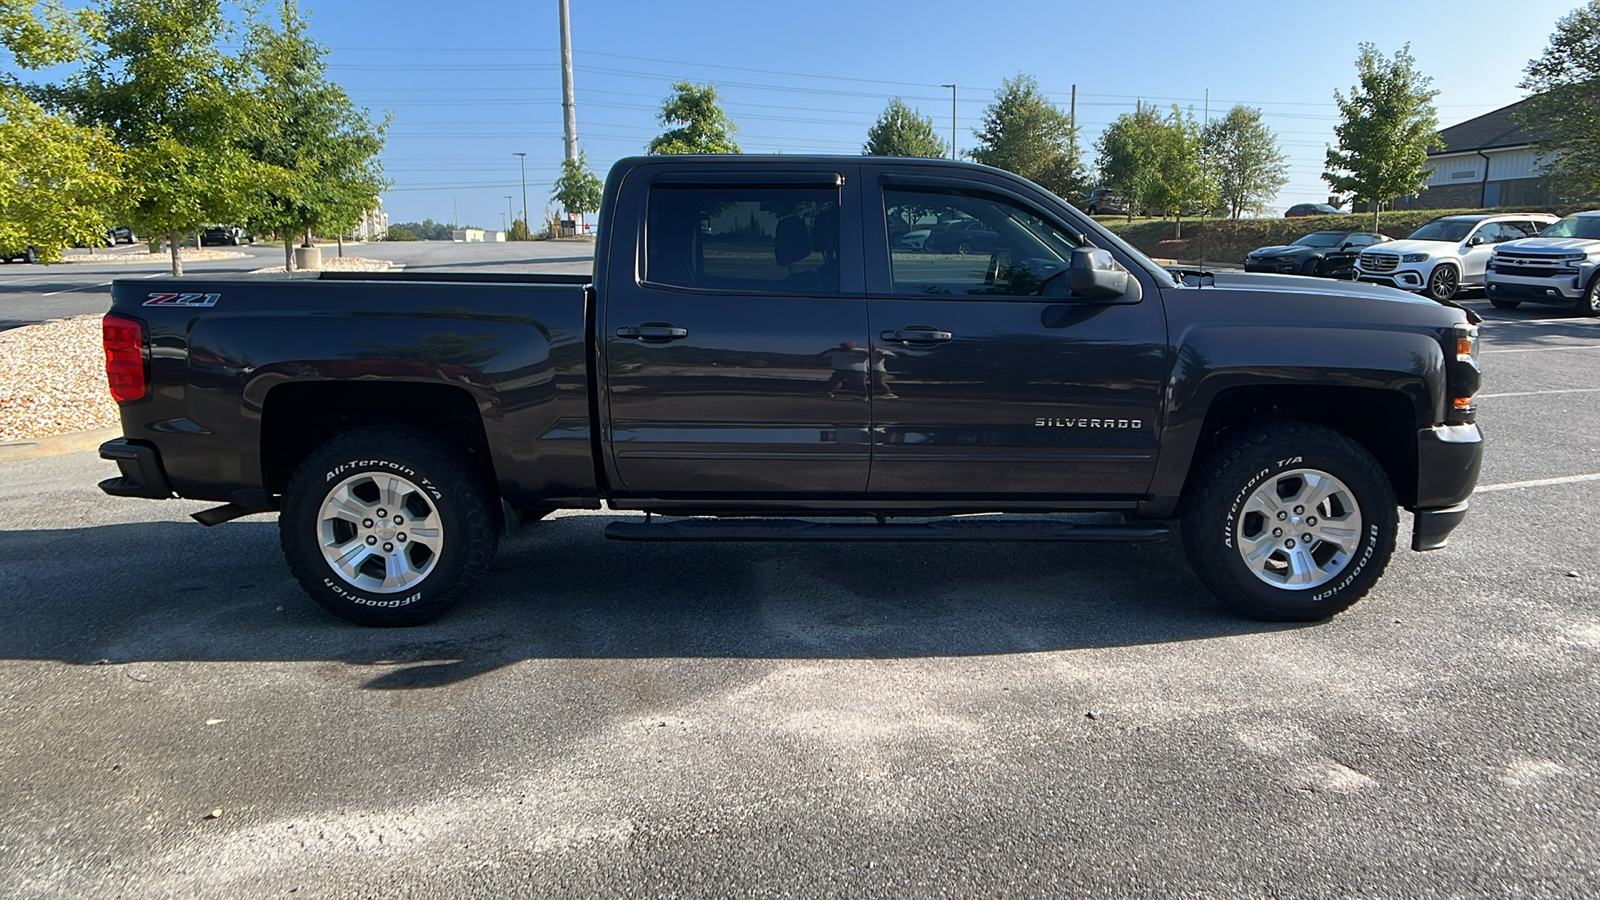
(1, 249, 1597, 897)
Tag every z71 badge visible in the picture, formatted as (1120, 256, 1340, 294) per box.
(144, 292, 221, 308)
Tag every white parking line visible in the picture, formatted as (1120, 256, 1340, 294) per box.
(1477, 472, 1600, 493)
(41, 281, 112, 297)
(1482, 344, 1600, 354)
(1479, 388, 1600, 399)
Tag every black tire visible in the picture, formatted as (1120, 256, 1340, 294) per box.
(956, 240, 972, 255)
(279, 426, 497, 626)
(23, 247, 37, 264)
(1490, 297, 1522, 310)
(1426, 264, 1459, 301)
(1181, 423, 1397, 622)
(1580, 277, 1600, 318)
(1087, 206, 1099, 216)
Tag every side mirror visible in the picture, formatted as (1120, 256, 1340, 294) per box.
(1064, 248, 1140, 302)
(1465, 235, 1485, 247)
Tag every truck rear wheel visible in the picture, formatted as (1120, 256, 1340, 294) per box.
(1181, 423, 1397, 622)
(279, 426, 497, 626)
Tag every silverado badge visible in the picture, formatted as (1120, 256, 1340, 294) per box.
(1036, 417, 1144, 429)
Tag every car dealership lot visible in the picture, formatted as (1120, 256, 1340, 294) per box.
(1, 264, 1597, 896)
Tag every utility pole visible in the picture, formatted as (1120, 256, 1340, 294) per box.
(452, 198, 458, 230)
(505, 196, 514, 236)
(1069, 84, 1076, 133)
(513, 152, 528, 229)
(558, 0, 577, 162)
(940, 84, 956, 160)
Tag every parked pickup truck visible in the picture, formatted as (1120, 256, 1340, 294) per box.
(98, 156, 1483, 627)
(1485, 210, 1600, 316)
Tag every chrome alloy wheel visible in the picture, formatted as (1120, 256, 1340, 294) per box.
(318, 472, 445, 593)
(1235, 468, 1363, 590)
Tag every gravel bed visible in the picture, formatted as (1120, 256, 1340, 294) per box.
(0, 316, 119, 442)
(250, 256, 393, 274)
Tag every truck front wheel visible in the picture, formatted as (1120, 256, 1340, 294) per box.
(1181, 423, 1397, 622)
(1581, 277, 1600, 317)
(279, 426, 497, 626)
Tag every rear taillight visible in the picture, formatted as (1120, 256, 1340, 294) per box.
(103, 314, 146, 402)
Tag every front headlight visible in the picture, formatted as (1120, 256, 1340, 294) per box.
(1402, 253, 1429, 263)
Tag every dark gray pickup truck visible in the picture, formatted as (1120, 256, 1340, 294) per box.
(98, 156, 1483, 626)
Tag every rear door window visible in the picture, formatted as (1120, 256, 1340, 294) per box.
(645, 184, 841, 294)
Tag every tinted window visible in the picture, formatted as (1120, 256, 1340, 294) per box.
(884, 187, 1084, 296)
(645, 184, 840, 293)
(1407, 220, 1475, 242)
(1472, 223, 1504, 244)
(1540, 216, 1600, 240)
(1293, 232, 1346, 248)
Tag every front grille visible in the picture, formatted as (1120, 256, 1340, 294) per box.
(1492, 253, 1570, 278)
(1360, 252, 1398, 273)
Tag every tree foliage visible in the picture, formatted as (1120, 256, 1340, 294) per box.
(0, 2, 123, 261)
(968, 75, 1087, 201)
(1324, 43, 1440, 230)
(1517, 1, 1600, 202)
(62, 0, 266, 274)
(648, 81, 740, 154)
(1203, 105, 1288, 219)
(239, 0, 387, 269)
(863, 98, 946, 158)
(551, 148, 602, 216)
(1097, 104, 1216, 232)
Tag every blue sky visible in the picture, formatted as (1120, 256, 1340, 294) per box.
(299, 0, 1575, 226)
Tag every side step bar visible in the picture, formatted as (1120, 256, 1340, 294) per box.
(605, 518, 1170, 543)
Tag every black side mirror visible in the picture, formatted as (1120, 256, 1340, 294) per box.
(1061, 248, 1140, 302)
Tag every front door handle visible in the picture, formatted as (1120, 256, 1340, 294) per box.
(616, 323, 689, 342)
(881, 327, 953, 343)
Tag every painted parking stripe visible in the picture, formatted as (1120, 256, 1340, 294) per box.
(1482, 344, 1600, 354)
(1479, 388, 1600, 399)
(1477, 472, 1600, 493)
(41, 281, 112, 297)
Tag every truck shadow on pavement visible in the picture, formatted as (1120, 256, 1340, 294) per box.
(0, 514, 1285, 688)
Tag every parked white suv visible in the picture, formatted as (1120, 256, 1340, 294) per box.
(1357, 213, 1558, 301)
(1485, 211, 1600, 316)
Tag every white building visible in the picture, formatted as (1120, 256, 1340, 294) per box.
(1414, 101, 1558, 210)
(349, 200, 388, 241)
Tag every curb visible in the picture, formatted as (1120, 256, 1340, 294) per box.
(0, 427, 121, 462)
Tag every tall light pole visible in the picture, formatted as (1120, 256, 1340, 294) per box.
(504, 196, 514, 235)
(512, 152, 528, 228)
(940, 84, 956, 160)
(558, 0, 577, 162)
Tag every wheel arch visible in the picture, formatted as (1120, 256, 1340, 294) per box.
(260, 380, 496, 500)
(1177, 384, 1423, 511)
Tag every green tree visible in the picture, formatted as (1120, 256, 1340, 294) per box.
(385, 224, 417, 241)
(0, 2, 124, 262)
(1203, 105, 1289, 219)
(507, 218, 532, 241)
(1516, 1, 1600, 202)
(648, 81, 740, 154)
(239, 0, 387, 269)
(968, 74, 1087, 201)
(65, 0, 264, 275)
(1095, 104, 1165, 218)
(863, 97, 946, 158)
(551, 148, 603, 224)
(1324, 43, 1440, 231)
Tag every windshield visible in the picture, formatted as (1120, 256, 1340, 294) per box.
(1407, 220, 1475, 242)
(1539, 216, 1600, 240)
(1293, 232, 1348, 248)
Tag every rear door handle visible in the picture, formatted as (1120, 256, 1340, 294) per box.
(616, 323, 689, 342)
(881, 328, 953, 343)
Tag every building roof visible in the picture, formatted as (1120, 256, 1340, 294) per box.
(1432, 99, 1553, 155)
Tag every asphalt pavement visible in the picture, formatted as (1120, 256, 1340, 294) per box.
(0, 240, 596, 331)
(0, 261, 1597, 897)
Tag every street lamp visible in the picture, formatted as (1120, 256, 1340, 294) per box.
(513, 153, 528, 228)
(940, 84, 956, 160)
(505, 195, 514, 236)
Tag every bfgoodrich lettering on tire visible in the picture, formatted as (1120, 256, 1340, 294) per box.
(1181, 423, 1397, 622)
(279, 426, 497, 626)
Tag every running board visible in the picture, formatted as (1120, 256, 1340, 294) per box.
(605, 518, 1170, 543)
